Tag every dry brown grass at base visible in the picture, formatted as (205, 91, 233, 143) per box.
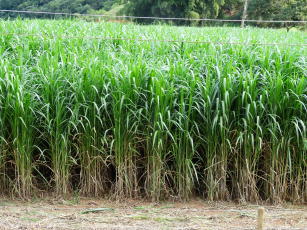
(0, 198, 306, 230)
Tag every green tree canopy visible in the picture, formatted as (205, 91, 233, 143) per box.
(248, 0, 307, 21)
(0, 0, 121, 13)
(125, 0, 226, 21)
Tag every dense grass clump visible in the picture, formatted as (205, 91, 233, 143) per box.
(0, 19, 306, 202)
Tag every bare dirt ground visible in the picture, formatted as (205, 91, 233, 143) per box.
(0, 198, 306, 230)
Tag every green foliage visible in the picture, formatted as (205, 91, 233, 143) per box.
(124, 0, 226, 24)
(0, 0, 24, 9)
(0, 0, 122, 14)
(249, 0, 306, 20)
(0, 20, 306, 202)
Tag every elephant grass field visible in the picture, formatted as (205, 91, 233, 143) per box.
(0, 19, 306, 203)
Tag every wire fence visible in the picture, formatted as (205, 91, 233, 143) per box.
(1, 9, 307, 24)
(0, 9, 306, 48)
(1, 32, 306, 47)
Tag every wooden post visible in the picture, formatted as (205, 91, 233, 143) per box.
(257, 207, 265, 230)
(241, 0, 249, 28)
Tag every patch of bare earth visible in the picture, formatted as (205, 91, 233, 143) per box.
(0, 198, 306, 230)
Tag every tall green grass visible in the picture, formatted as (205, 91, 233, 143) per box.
(0, 19, 306, 202)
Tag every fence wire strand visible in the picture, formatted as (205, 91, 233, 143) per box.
(1, 9, 307, 23)
(1, 32, 306, 47)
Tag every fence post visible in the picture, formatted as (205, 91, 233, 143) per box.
(241, 0, 249, 28)
(257, 207, 265, 230)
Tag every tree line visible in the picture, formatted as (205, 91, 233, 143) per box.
(0, 0, 119, 14)
(0, 0, 306, 26)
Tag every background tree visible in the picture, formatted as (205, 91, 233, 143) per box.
(0, 0, 24, 9)
(248, 0, 306, 20)
(124, 0, 226, 24)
